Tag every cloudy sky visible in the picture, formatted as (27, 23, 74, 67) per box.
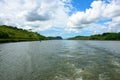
(0, 0, 120, 38)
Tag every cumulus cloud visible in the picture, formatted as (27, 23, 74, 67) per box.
(26, 10, 51, 21)
(0, 0, 120, 35)
(0, 0, 71, 31)
(67, 0, 120, 32)
(0, 0, 5, 3)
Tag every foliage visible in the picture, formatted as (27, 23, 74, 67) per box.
(47, 36, 63, 40)
(68, 32, 120, 40)
(0, 25, 48, 42)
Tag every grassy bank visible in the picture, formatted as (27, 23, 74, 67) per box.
(0, 25, 48, 43)
(0, 39, 43, 43)
(67, 32, 120, 40)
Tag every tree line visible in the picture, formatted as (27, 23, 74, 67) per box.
(0, 25, 48, 42)
(68, 32, 120, 40)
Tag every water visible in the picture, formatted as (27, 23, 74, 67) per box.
(0, 40, 120, 80)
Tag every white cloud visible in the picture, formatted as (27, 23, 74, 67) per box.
(0, 0, 71, 31)
(67, 0, 120, 33)
(103, 0, 120, 18)
(0, 0, 120, 36)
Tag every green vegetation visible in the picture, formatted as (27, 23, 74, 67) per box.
(47, 36, 63, 40)
(68, 32, 120, 40)
(0, 25, 48, 43)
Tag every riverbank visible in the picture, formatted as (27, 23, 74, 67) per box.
(0, 25, 48, 43)
(67, 32, 120, 40)
(0, 39, 42, 43)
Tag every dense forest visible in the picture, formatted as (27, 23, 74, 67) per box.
(68, 32, 120, 40)
(0, 25, 48, 43)
(47, 36, 63, 40)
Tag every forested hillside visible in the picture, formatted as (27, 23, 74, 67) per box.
(68, 32, 120, 40)
(0, 25, 48, 42)
(47, 36, 63, 40)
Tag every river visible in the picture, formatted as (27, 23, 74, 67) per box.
(0, 40, 120, 80)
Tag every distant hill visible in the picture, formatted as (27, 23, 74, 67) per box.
(68, 32, 120, 40)
(47, 36, 63, 40)
(0, 25, 48, 42)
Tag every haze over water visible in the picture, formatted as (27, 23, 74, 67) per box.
(0, 40, 120, 80)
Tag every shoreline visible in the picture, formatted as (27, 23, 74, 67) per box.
(0, 39, 42, 43)
(0, 39, 120, 43)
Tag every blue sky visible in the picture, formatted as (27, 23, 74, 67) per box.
(40, 0, 120, 38)
(40, 0, 97, 38)
(71, 0, 93, 11)
(0, 0, 120, 38)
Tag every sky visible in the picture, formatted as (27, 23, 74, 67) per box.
(0, 0, 120, 38)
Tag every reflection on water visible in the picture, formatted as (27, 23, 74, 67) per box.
(0, 40, 120, 80)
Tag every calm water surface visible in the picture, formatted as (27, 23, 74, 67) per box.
(0, 40, 120, 80)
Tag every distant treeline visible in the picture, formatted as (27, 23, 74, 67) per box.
(68, 32, 120, 40)
(47, 36, 63, 40)
(0, 25, 48, 43)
